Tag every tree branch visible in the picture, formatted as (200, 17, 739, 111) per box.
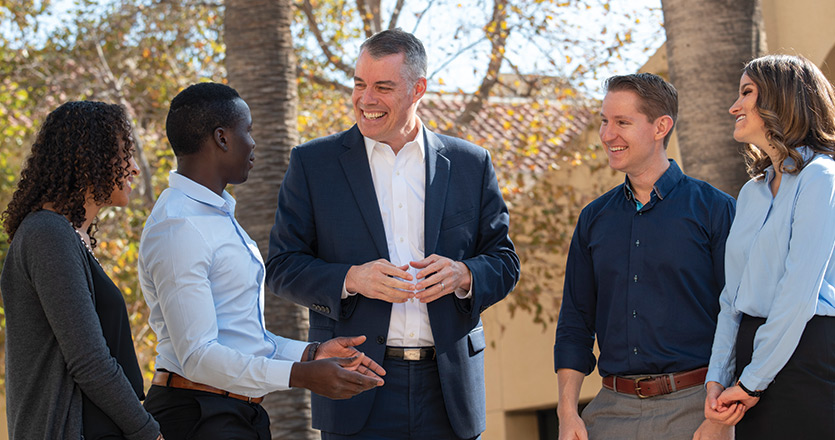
(429, 37, 485, 80)
(388, 0, 406, 30)
(298, 68, 353, 95)
(355, 0, 378, 37)
(454, 0, 510, 128)
(298, 0, 354, 76)
(94, 41, 156, 207)
(411, 0, 436, 33)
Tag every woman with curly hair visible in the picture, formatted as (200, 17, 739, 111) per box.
(704, 55, 835, 439)
(1, 101, 162, 440)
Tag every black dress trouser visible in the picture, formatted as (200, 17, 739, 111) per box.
(735, 314, 835, 440)
(143, 385, 270, 440)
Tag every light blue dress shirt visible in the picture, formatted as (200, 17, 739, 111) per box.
(138, 172, 308, 397)
(707, 147, 835, 391)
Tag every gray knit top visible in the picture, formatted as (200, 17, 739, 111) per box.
(1, 210, 159, 439)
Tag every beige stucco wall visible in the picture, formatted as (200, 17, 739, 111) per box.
(762, 0, 835, 67)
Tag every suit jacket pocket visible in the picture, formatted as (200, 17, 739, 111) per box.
(440, 207, 476, 231)
(467, 327, 486, 356)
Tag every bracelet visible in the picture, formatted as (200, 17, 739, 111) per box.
(736, 380, 764, 397)
(306, 342, 321, 362)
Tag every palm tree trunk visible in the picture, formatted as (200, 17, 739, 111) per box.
(661, 0, 767, 197)
(224, 1, 315, 438)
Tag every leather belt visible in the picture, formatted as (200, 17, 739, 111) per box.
(384, 346, 436, 361)
(602, 367, 707, 399)
(152, 370, 264, 404)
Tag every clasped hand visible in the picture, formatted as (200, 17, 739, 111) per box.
(703, 381, 758, 427)
(290, 335, 385, 400)
(344, 254, 471, 304)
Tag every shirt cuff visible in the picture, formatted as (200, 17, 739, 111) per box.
(705, 368, 735, 389)
(266, 359, 295, 390)
(341, 278, 359, 299)
(454, 273, 474, 299)
(277, 339, 310, 362)
(738, 369, 771, 392)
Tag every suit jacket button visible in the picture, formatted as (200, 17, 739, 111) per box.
(323, 306, 330, 314)
(376, 336, 385, 344)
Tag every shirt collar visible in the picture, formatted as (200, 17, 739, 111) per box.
(363, 119, 426, 162)
(622, 159, 684, 203)
(764, 146, 815, 182)
(168, 171, 236, 214)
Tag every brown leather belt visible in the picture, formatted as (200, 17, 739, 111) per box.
(602, 367, 707, 399)
(152, 370, 264, 404)
(384, 346, 436, 361)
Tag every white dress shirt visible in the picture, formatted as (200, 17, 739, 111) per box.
(342, 124, 470, 347)
(138, 171, 308, 397)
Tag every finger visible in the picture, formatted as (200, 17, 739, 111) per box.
(413, 269, 446, 291)
(379, 276, 416, 292)
(415, 281, 449, 303)
(376, 286, 414, 303)
(379, 263, 414, 282)
(337, 355, 363, 368)
(414, 259, 447, 281)
(338, 335, 366, 347)
(356, 365, 386, 384)
(409, 255, 438, 269)
(359, 356, 386, 377)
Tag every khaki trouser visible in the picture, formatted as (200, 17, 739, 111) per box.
(582, 383, 705, 440)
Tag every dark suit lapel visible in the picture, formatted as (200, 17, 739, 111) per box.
(424, 129, 450, 255)
(339, 126, 390, 260)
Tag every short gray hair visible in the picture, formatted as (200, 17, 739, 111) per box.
(359, 29, 427, 85)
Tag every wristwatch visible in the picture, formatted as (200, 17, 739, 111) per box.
(736, 380, 764, 397)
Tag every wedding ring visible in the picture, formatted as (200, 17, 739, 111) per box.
(440, 282, 446, 291)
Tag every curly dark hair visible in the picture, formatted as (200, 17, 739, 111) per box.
(2, 101, 135, 246)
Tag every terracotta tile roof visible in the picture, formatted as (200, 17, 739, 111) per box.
(418, 93, 595, 174)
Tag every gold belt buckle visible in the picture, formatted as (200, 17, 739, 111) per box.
(633, 376, 654, 399)
(403, 349, 421, 361)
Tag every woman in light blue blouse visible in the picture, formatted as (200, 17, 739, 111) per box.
(704, 55, 835, 439)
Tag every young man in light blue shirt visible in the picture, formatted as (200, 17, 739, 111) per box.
(138, 82, 385, 440)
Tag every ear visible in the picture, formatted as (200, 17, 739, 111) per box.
(654, 115, 674, 142)
(214, 127, 229, 152)
(412, 77, 427, 103)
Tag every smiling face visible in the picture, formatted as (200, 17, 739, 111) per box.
(729, 73, 769, 148)
(352, 50, 426, 152)
(220, 98, 256, 185)
(599, 90, 669, 178)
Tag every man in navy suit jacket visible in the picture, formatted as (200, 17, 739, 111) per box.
(266, 29, 519, 439)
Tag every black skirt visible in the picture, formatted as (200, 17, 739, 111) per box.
(734, 313, 835, 440)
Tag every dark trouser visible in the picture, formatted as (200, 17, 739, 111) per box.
(143, 385, 270, 440)
(321, 357, 479, 440)
(735, 314, 835, 440)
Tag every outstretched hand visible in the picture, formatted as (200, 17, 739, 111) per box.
(315, 335, 386, 380)
(290, 355, 384, 400)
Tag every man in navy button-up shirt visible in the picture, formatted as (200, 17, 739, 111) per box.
(554, 73, 736, 440)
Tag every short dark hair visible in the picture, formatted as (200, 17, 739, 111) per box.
(166, 82, 244, 156)
(605, 73, 678, 147)
(359, 28, 427, 84)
